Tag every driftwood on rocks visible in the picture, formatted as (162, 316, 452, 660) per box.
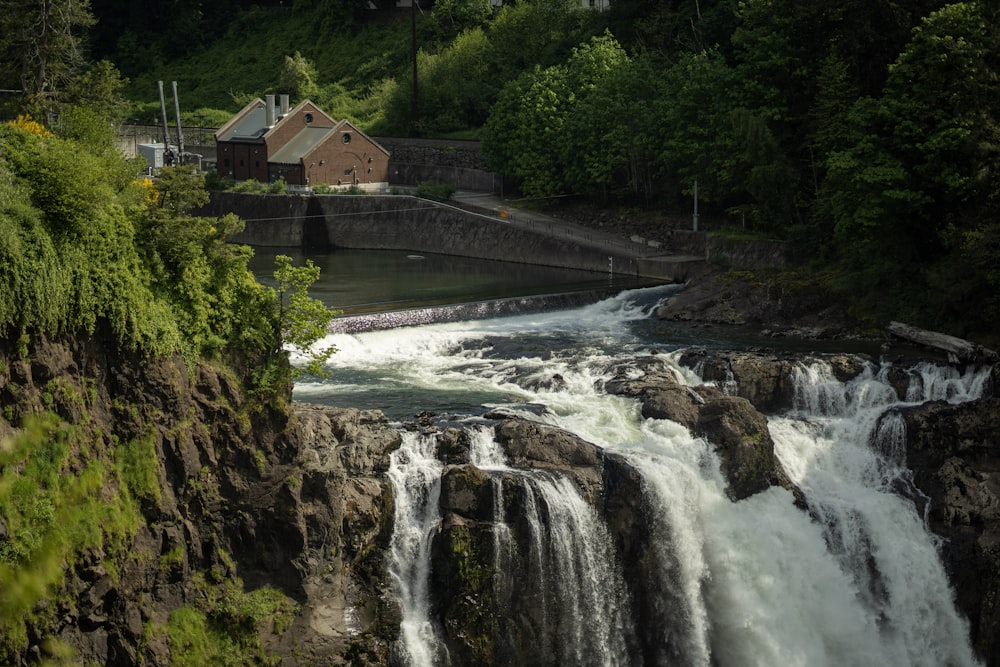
(887, 321, 999, 364)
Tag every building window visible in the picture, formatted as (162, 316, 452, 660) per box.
(343, 133, 352, 144)
(224, 158, 230, 167)
(304, 113, 313, 124)
(344, 168, 353, 176)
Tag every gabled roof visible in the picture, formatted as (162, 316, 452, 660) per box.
(215, 98, 268, 142)
(264, 99, 336, 141)
(334, 118, 391, 157)
(269, 125, 337, 165)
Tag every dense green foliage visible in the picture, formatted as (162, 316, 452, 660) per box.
(2, 0, 999, 337)
(0, 116, 332, 662)
(0, 120, 275, 361)
(481, 1, 1000, 338)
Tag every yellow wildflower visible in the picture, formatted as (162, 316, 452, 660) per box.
(8, 114, 54, 138)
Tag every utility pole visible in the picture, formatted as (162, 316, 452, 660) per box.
(411, 0, 419, 137)
(693, 179, 699, 232)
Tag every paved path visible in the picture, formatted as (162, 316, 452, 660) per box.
(449, 190, 706, 279)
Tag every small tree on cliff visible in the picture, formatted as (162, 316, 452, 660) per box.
(273, 254, 340, 378)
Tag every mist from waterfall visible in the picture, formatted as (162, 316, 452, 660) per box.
(305, 286, 988, 667)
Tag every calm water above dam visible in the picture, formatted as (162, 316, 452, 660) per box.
(248, 247, 654, 316)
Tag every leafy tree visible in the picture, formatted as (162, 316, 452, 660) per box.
(137, 164, 273, 357)
(56, 104, 121, 158)
(484, 0, 599, 85)
(646, 49, 739, 208)
(818, 3, 996, 323)
(482, 64, 571, 197)
(272, 255, 339, 378)
(0, 0, 95, 116)
(879, 1, 990, 235)
(557, 33, 633, 201)
(62, 59, 132, 124)
(279, 52, 320, 101)
(418, 28, 496, 133)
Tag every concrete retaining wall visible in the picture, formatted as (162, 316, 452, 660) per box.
(203, 192, 686, 278)
(203, 193, 789, 281)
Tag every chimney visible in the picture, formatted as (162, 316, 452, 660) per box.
(266, 94, 276, 127)
(280, 94, 290, 117)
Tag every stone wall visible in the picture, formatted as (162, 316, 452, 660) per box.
(375, 137, 502, 191)
(707, 236, 787, 271)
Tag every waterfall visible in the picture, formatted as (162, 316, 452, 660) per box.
(768, 359, 988, 667)
(303, 286, 989, 666)
(468, 428, 635, 667)
(387, 431, 448, 667)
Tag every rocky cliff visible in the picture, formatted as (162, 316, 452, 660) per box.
(0, 332, 400, 666)
(900, 383, 1000, 662)
(5, 330, 998, 666)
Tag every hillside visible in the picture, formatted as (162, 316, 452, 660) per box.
(2, 1, 999, 336)
(94, 1, 1000, 344)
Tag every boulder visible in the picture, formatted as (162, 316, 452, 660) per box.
(493, 419, 604, 504)
(603, 360, 798, 501)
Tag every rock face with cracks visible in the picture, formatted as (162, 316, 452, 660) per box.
(0, 331, 401, 666)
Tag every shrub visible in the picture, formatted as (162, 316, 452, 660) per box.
(414, 180, 456, 202)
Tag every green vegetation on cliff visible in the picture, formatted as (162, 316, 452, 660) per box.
(0, 116, 335, 663)
(0, 118, 273, 361)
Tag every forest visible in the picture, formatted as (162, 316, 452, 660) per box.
(1, 0, 998, 342)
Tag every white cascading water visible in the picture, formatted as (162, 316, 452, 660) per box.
(386, 431, 448, 667)
(299, 286, 988, 666)
(471, 427, 634, 666)
(768, 360, 988, 667)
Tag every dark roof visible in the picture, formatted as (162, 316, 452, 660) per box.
(216, 103, 268, 142)
(268, 125, 337, 165)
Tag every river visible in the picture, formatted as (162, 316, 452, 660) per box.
(256, 249, 985, 666)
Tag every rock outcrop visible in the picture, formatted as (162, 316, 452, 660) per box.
(601, 355, 799, 501)
(0, 332, 402, 666)
(901, 392, 1000, 663)
(654, 268, 867, 340)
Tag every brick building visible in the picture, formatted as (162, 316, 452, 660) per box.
(214, 95, 390, 189)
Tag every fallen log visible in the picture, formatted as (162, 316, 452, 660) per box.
(887, 321, 999, 364)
